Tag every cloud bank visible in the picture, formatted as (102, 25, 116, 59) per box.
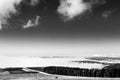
(57, 0, 106, 21)
(0, 56, 105, 69)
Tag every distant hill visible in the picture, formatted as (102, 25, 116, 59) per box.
(86, 57, 120, 61)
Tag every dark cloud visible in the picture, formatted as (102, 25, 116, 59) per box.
(102, 10, 112, 19)
(84, 0, 106, 5)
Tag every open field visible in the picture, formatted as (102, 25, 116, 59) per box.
(1, 73, 120, 80)
(1, 57, 120, 80)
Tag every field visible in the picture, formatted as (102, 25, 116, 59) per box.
(0, 73, 120, 80)
(1, 57, 120, 80)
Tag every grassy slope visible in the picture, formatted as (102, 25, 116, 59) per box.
(1, 72, 120, 80)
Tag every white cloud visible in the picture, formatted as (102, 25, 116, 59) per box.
(57, 0, 107, 21)
(23, 20, 34, 29)
(0, 0, 23, 30)
(0, 0, 42, 30)
(57, 0, 91, 21)
(35, 16, 41, 25)
(23, 16, 40, 29)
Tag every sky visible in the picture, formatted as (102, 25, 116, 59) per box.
(0, 0, 120, 57)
